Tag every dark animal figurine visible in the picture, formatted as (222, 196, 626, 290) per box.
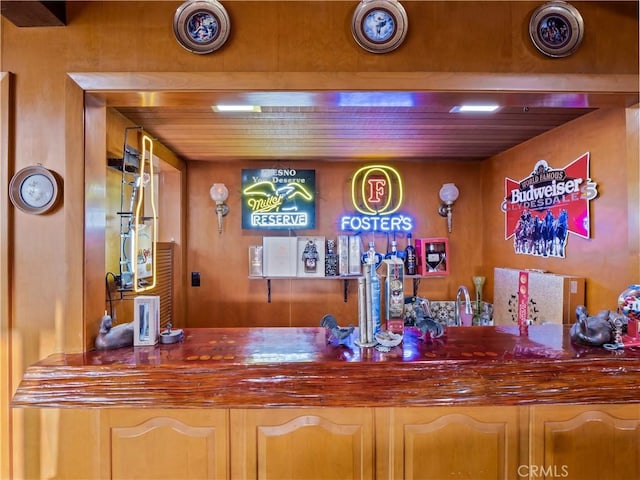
(320, 314, 354, 344)
(403, 296, 445, 341)
(415, 313, 445, 341)
(95, 313, 134, 350)
(570, 305, 619, 347)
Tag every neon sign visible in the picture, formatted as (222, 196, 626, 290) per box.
(340, 165, 413, 232)
(242, 169, 315, 230)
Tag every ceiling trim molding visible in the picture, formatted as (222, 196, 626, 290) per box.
(68, 72, 639, 99)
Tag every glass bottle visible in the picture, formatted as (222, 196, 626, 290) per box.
(405, 233, 417, 275)
(425, 243, 444, 272)
(385, 240, 399, 259)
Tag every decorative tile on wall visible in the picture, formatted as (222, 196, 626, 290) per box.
(430, 301, 494, 326)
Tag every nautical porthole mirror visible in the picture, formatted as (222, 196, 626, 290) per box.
(529, 1, 584, 58)
(173, 0, 230, 54)
(352, 0, 408, 54)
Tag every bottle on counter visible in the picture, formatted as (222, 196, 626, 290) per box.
(405, 233, 417, 275)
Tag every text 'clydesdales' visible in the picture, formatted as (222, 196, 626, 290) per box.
(241, 169, 315, 230)
(502, 153, 598, 258)
(340, 165, 414, 232)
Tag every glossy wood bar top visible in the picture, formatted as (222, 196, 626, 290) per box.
(11, 325, 640, 409)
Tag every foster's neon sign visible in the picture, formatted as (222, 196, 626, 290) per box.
(340, 165, 413, 232)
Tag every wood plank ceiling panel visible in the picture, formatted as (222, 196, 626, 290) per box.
(117, 104, 595, 161)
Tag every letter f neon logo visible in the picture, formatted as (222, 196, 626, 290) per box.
(367, 178, 386, 204)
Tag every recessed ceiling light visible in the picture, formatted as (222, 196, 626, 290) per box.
(212, 105, 262, 112)
(449, 105, 500, 113)
(337, 92, 415, 107)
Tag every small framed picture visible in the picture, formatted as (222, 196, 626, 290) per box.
(173, 0, 231, 54)
(529, 1, 584, 58)
(134, 296, 160, 346)
(351, 0, 408, 54)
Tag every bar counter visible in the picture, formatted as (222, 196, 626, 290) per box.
(12, 325, 640, 409)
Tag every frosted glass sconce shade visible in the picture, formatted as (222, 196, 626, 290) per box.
(438, 183, 459, 233)
(210, 183, 230, 234)
(210, 183, 229, 203)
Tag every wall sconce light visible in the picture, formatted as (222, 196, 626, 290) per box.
(438, 183, 459, 233)
(210, 183, 230, 234)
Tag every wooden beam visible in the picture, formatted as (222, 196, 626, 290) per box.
(1, 1, 66, 27)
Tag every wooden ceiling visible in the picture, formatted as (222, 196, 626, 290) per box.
(114, 90, 610, 162)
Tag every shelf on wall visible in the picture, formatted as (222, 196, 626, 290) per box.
(249, 274, 445, 303)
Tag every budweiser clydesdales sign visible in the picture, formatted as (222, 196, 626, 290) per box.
(502, 152, 598, 258)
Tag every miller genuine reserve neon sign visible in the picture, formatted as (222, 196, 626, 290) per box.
(340, 165, 413, 232)
(241, 169, 315, 230)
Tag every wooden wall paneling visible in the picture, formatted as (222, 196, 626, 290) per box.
(158, 168, 186, 328)
(482, 108, 634, 311)
(65, 76, 89, 353)
(83, 94, 108, 352)
(627, 105, 640, 279)
(0, 71, 13, 480)
(185, 158, 485, 327)
(58, 2, 638, 76)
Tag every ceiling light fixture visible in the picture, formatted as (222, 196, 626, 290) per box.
(212, 105, 262, 113)
(449, 105, 500, 113)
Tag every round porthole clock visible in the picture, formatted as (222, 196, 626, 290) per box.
(529, 1, 584, 58)
(9, 164, 61, 215)
(352, 0, 408, 54)
(173, 0, 230, 54)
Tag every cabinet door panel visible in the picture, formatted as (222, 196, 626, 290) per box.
(379, 406, 521, 480)
(231, 408, 374, 480)
(101, 409, 228, 480)
(530, 404, 640, 480)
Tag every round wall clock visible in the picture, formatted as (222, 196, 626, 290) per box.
(173, 0, 230, 54)
(9, 164, 61, 215)
(529, 1, 584, 58)
(352, 0, 408, 54)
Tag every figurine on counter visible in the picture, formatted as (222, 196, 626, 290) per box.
(403, 296, 445, 341)
(95, 312, 134, 350)
(320, 314, 354, 345)
(570, 305, 627, 347)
